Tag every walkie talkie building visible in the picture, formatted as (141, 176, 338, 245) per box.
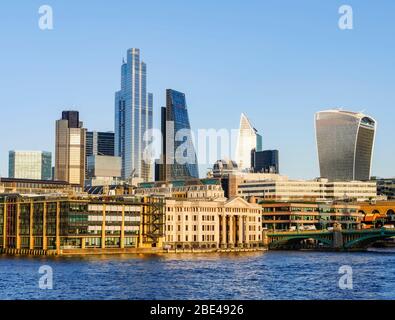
(315, 109, 376, 181)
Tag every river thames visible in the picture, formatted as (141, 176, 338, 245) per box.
(0, 249, 394, 300)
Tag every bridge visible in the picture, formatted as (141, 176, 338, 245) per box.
(266, 228, 395, 251)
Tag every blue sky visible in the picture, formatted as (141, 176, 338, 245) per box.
(0, 0, 394, 179)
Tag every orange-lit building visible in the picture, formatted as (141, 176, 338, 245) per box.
(358, 201, 395, 228)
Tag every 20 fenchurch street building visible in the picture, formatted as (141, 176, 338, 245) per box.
(315, 109, 377, 181)
(115, 48, 153, 181)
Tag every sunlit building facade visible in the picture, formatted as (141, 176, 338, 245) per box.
(115, 48, 153, 181)
(8, 151, 52, 180)
(55, 111, 86, 187)
(235, 113, 262, 170)
(315, 109, 376, 181)
(0, 194, 164, 255)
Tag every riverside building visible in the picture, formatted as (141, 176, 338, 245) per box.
(164, 197, 263, 250)
(261, 202, 363, 231)
(136, 179, 264, 250)
(0, 194, 164, 255)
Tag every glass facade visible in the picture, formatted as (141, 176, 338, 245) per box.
(115, 49, 153, 181)
(161, 89, 199, 180)
(235, 113, 263, 170)
(86, 131, 115, 157)
(9, 151, 52, 180)
(0, 195, 151, 251)
(315, 110, 376, 181)
(251, 149, 279, 174)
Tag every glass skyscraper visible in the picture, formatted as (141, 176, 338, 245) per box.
(235, 113, 263, 170)
(86, 131, 115, 157)
(115, 49, 153, 181)
(159, 89, 199, 181)
(9, 151, 52, 180)
(315, 109, 377, 181)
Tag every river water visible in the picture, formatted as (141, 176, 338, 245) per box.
(0, 249, 394, 300)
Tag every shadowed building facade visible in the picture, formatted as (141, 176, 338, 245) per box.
(251, 149, 279, 174)
(315, 109, 376, 181)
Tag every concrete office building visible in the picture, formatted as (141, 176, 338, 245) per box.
(374, 178, 395, 200)
(164, 197, 263, 250)
(55, 111, 87, 187)
(237, 177, 377, 202)
(86, 155, 122, 186)
(8, 151, 52, 180)
(315, 109, 376, 181)
(261, 202, 363, 231)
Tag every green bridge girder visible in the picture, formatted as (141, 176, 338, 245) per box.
(267, 228, 395, 250)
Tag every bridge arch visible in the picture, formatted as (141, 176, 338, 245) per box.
(344, 230, 395, 249)
(270, 235, 333, 248)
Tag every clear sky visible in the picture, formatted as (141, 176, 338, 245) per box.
(0, 0, 394, 179)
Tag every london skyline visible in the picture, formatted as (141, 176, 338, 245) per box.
(1, 1, 394, 180)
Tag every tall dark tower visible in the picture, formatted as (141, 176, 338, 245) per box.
(159, 89, 199, 181)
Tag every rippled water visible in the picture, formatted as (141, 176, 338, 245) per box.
(0, 249, 394, 300)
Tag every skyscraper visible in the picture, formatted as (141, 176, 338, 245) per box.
(235, 113, 262, 170)
(9, 151, 52, 180)
(315, 109, 377, 181)
(86, 131, 115, 157)
(159, 89, 199, 181)
(251, 149, 279, 174)
(115, 48, 153, 181)
(55, 111, 86, 186)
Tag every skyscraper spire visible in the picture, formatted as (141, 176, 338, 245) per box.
(235, 113, 262, 170)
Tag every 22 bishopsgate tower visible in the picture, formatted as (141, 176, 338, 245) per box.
(115, 49, 153, 181)
(315, 109, 377, 181)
